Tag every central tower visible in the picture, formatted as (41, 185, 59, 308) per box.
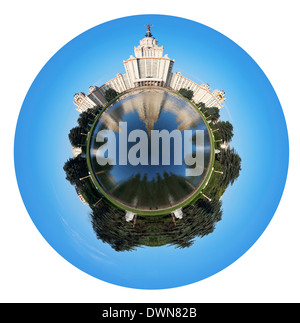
(123, 25, 175, 88)
(134, 25, 164, 58)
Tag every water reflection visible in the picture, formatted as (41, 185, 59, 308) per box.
(89, 88, 212, 212)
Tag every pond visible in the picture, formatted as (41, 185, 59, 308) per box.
(89, 88, 212, 213)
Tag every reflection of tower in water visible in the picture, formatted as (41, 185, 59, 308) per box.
(101, 114, 121, 133)
(121, 89, 165, 136)
(100, 89, 202, 134)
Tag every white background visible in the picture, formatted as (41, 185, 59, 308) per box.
(1, 0, 300, 303)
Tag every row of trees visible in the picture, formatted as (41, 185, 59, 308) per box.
(198, 100, 241, 197)
(90, 197, 223, 251)
(88, 145, 241, 252)
(63, 88, 119, 206)
(178, 89, 234, 143)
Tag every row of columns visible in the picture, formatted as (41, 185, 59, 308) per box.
(135, 80, 164, 87)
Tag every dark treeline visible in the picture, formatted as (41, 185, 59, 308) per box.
(90, 197, 222, 251)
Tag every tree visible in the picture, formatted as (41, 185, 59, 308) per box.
(197, 102, 206, 110)
(90, 201, 139, 252)
(104, 88, 119, 102)
(63, 156, 88, 185)
(217, 121, 234, 143)
(77, 108, 96, 130)
(179, 88, 194, 100)
(203, 107, 220, 122)
(68, 126, 86, 147)
(216, 148, 242, 186)
(89, 188, 224, 251)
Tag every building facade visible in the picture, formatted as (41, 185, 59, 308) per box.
(73, 25, 226, 112)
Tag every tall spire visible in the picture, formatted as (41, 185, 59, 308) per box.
(144, 24, 153, 37)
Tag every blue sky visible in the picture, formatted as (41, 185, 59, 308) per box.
(14, 14, 289, 289)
